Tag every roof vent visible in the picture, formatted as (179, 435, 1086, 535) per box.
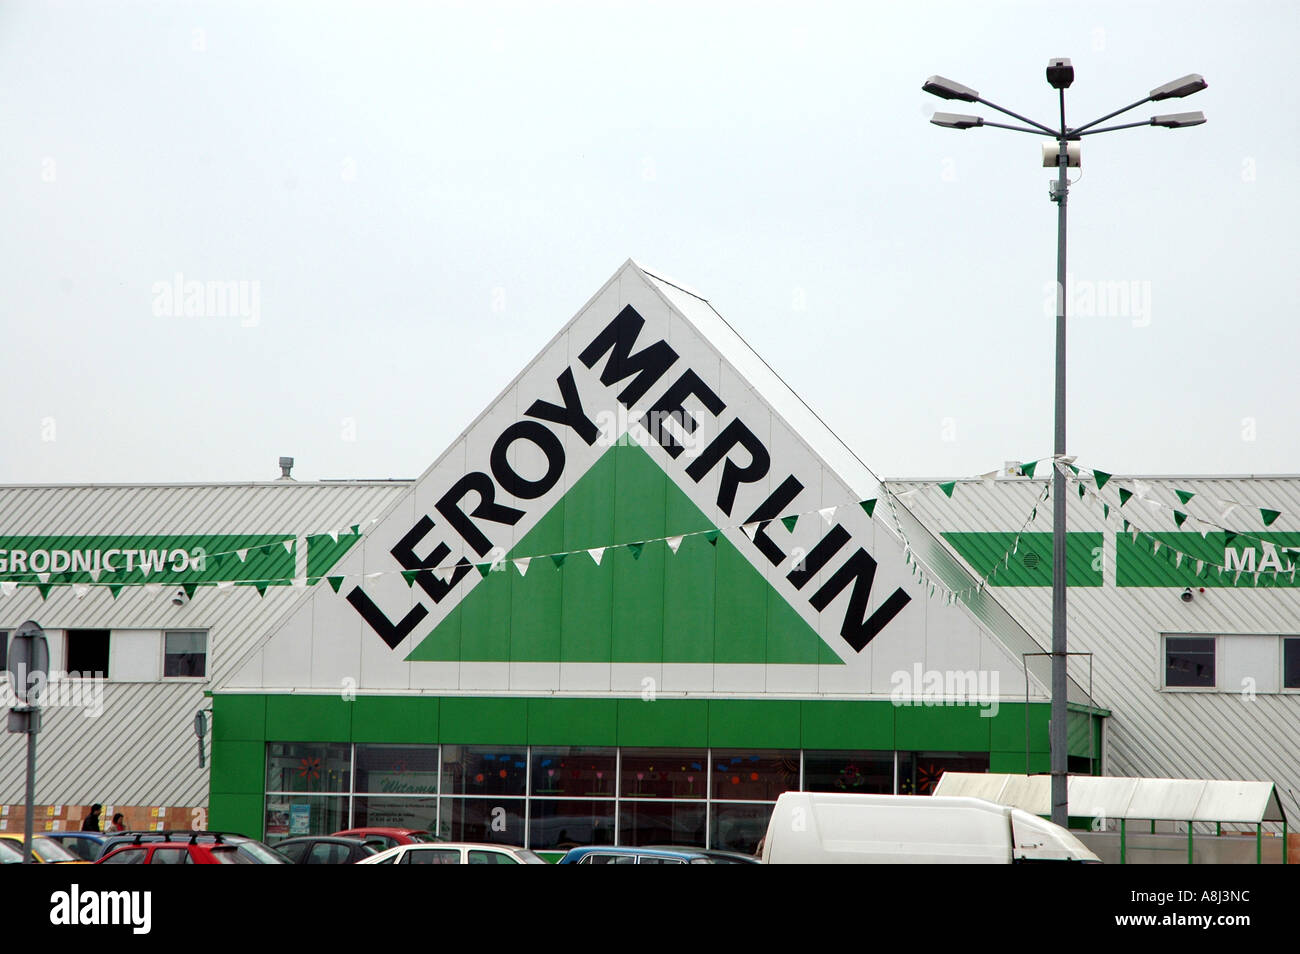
(278, 456, 296, 481)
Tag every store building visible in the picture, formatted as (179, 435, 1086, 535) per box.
(3, 261, 1293, 853)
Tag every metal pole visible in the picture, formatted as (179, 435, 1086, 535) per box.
(1049, 90, 1070, 828)
(22, 725, 37, 865)
(1119, 817, 1127, 864)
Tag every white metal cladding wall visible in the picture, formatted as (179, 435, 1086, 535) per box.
(0, 481, 410, 806)
(887, 475, 1300, 822)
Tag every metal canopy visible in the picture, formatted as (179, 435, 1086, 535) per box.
(935, 773, 1287, 824)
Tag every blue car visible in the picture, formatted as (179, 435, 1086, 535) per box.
(43, 831, 109, 862)
(557, 846, 716, 865)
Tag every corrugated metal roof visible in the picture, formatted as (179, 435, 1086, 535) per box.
(890, 475, 1300, 823)
(0, 480, 409, 807)
(935, 772, 1287, 824)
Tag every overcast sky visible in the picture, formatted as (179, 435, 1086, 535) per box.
(2, 0, 1295, 485)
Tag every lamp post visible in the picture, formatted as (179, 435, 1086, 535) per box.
(924, 59, 1206, 827)
(6, 620, 49, 864)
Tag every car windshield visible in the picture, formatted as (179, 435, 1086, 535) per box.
(0, 840, 24, 864)
(32, 838, 79, 862)
(234, 841, 290, 864)
(516, 850, 548, 864)
(408, 832, 440, 843)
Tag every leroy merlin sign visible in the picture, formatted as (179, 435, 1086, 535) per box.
(345, 303, 911, 663)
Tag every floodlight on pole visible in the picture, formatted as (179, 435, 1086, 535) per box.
(922, 59, 1206, 829)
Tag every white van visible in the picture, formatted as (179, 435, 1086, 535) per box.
(761, 791, 1100, 864)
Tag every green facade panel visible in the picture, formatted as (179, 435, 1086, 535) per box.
(615, 698, 710, 748)
(208, 793, 264, 838)
(894, 704, 992, 751)
(209, 739, 265, 795)
(990, 750, 1051, 774)
(438, 697, 528, 743)
(527, 698, 619, 746)
(265, 694, 352, 742)
(707, 699, 801, 749)
(988, 703, 1050, 753)
(1116, 531, 1300, 587)
(943, 532, 1103, 587)
(212, 693, 266, 742)
(800, 700, 895, 750)
(351, 696, 439, 743)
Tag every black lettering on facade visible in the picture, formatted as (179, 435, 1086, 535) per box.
(346, 587, 429, 650)
(525, 367, 599, 446)
(787, 524, 850, 589)
(684, 419, 771, 516)
(436, 474, 525, 558)
(578, 304, 678, 407)
(744, 475, 804, 566)
(490, 421, 566, 500)
(640, 369, 725, 459)
(808, 548, 912, 652)
(391, 515, 473, 601)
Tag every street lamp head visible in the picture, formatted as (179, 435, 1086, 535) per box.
(931, 111, 984, 130)
(922, 75, 979, 102)
(1149, 74, 1207, 101)
(1150, 111, 1206, 128)
(1046, 58, 1074, 90)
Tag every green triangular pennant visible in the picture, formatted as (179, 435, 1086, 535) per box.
(1102, 503, 1110, 519)
(781, 515, 798, 533)
(550, 553, 567, 568)
(1119, 488, 1133, 507)
(628, 542, 645, 560)
(1174, 511, 1188, 527)
(705, 530, 720, 546)
(1224, 531, 1237, 545)
(182, 583, 197, 599)
(938, 481, 956, 498)
(1021, 461, 1037, 478)
(1261, 508, 1281, 527)
(1175, 490, 1195, 505)
(476, 564, 492, 579)
(109, 584, 124, 599)
(37, 584, 52, 600)
(255, 583, 268, 598)
(1078, 484, 1085, 499)
(1122, 519, 1130, 533)
(401, 570, 420, 587)
(860, 499, 877, 518)
(327, 576, 344, 593)
(1093, 470, 1111, 490)
(1068, 464, 1080, 476)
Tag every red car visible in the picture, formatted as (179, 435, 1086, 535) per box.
(331, 828, 441, 852)
(97, 831, 289, 865)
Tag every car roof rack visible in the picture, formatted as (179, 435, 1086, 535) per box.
(124, 830, 233, 846)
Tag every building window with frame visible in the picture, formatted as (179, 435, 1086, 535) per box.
(0, 630, 7, 675)
(66, 629, 110, 678)
(163, 630, 208, 678)
(1284, 637, 1300, 690)
(1165, 635, 1216, 688)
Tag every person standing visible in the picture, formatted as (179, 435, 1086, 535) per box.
(106, 813, 126, 833)
(81, 804, 102, 832)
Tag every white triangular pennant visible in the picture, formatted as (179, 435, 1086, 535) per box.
(740, 522, 758, 540)
(514, 557, 531, 577)
(1196, 560, 1204, 575)
(216, 581, 235, 591)
(36, 572, 49, 584)
(588, 547, 605, 566)
(283, 540, 294, 554)
(1174, 551, 1184, 568)
(0, 582, 16, 597)
(666, 536, 684, 554)
(236, 549, 248, 562)
(88, 568, 101, 583)
(328, 531, 340, 544)
(818, 506, 837, 525)
(1152, 540, 1162, 555)
(73, 584, 90, 599)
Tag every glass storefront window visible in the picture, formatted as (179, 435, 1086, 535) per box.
(619, 800, 707, 847)
(803, 751, 894, 794)
(264, 796, 348, 843)
(266, 742, 350, 794)
(438, 798, 525, 845)
(710, 750, 799, 801)
(619, 748, 707, 799)
(528, 799, 616, 850)
(902, 752, 990, 796)
(709, 802, 773, 854)
(440, 745, 527, 796)
(530, 747, 616, 797)
(356, 744, 440, 795)
(351, 796, 437, 833)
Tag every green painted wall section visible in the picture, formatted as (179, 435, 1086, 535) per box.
(942, 532, 1103, 586)
(407, 440, 840, 664)
(207, 693, 1069, 834)
(1116, 531, 1300, 587)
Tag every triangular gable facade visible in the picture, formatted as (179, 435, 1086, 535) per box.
(223, 261, 1044, 700)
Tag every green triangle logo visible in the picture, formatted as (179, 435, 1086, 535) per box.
(407, 440, 842, 665)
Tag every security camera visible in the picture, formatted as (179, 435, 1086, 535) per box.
(1180, 587, 1194, 604)
(171, 589, 190, 607)
(1046, 58, 1074, 90)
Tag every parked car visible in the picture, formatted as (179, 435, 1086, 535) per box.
(644, 845, 760, 864)
(96, 831, 290, 864)
(44, 831, 108, 862)
(0, 832, 88, 863)
(357, 842, 547, 865)
(272, 835, 376, 864)
(557, 846, 716, 864)
(331, 827, 442, 852)
(0, 838, 26, 864)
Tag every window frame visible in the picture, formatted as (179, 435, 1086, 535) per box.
(1282, 636, 1300, 692)
(162, 629, 208, 680)
(1161, 634, 1218, 691)
(64, 629, 111, 680)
